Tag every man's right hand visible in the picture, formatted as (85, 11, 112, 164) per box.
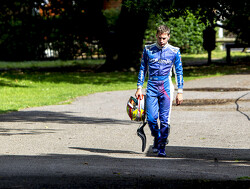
(135, 88, 142, 100)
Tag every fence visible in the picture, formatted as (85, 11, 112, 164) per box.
(44, 40, 106, 60)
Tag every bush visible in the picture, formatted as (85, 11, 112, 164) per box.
(145, 12, 206, 54)
(102, 8, 120, 31)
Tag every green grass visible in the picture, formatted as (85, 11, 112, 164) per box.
(0, 59, 105, 69)
(0, 51, 248, 69)
(0, 71, 138, 113)
(0, 51, 249, 114)
(237, 176, 250, 180)
(182, 50, 250, 63)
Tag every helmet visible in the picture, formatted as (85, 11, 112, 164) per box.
(127, 95, 145, 121)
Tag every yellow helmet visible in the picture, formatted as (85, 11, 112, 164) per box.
(127, 95, 145, 121)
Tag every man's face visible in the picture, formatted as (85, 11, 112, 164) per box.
(156, 32, 170, 47)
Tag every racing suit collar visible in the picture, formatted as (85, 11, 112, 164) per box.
(156, 42, 169, 49)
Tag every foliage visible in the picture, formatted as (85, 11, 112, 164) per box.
(220, 1, 250, 45)
(0, 0, 107, 61)
(0, 0, 249, 71)
(0, 0, 45, 60)
(131, 0, 250, 45)
(145, 12, 206, 54)
(38, 0, 107, 60)
(102, 8, 121, 31)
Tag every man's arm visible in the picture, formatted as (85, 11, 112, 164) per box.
(174, 50, 184, 105)
(176, 93, 183, 105)
(136, 48, 148, 99)
(135, 88, 142, 99)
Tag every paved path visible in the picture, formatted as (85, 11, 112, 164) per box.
(0, 74, 249, 188)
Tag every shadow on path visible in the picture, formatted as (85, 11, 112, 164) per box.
(0, 127, 57, 136)
(69, 147, 141, 155)
(0, 110, 131, 125)
(146, 145, 250, 162)
(235, 92, 250, 121)
(69, 145, 250, 162)
(0, 146, 249, 188)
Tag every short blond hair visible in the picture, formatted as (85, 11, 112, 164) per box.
(157, 25, 170, 34)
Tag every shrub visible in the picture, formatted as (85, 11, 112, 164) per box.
(145, 12, 206, 54)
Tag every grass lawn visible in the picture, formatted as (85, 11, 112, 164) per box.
(0, 51, 249, 114)
(182, 50, 250, 62)
(0, 51, 249, 69)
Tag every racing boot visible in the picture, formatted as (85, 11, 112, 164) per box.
(152, 137, 159, 153)
(158, 143, 166, 157)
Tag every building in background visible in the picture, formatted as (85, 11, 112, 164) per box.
(103, 0, 122, 10)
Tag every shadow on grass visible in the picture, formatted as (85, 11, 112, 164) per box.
(0, 61, 249, 86)
(0, 110, 18, 114)
(0, 70, 139, 85)
(0, 80, 28, 88)
(183, 63, 250, 78)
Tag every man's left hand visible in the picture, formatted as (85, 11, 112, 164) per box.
(176, 93, 183, 106)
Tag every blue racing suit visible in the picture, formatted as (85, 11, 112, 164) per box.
(137, 43, 183, 146)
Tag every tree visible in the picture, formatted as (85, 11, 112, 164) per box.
(0, 0, 45, 60)
(145, 12, 206, 54)
(1, 0, 249, 68)
(217, 1, 250, 45)
(37, 0, 107, 60)
(100, 0, 250, 70)
(0, 0, 107, 60)
(203, 27, 216, 64)
(99, 0, 150, 71)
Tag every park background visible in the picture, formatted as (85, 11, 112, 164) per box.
(0, 0, 249, 113)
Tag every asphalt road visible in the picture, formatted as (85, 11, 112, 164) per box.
(0, 74, 249, 188)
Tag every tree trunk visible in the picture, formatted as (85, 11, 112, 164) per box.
(208, 50, 212, 64)
(99, 1, 149, 71)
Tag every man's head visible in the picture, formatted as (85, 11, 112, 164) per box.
(156, 25, 170, 47)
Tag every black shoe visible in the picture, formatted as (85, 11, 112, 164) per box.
(152, 138, 159, 153)
(158, 148, 166, 157)
(158, 144, 166, 157)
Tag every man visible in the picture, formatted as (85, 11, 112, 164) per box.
(135, 25, 183, 157)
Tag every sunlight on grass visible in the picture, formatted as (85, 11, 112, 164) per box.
(0, 51, 248, 69)
(182, 51, 250, 62)
(0, 71, 138, 113)
(0, 59, 105, 69)
(0, 52, 249, 114)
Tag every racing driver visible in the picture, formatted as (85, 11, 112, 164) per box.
(135, 25, 184, 157)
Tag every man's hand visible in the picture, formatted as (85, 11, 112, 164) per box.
(135, 88, 142, 100)
(176, 93, 183, 106)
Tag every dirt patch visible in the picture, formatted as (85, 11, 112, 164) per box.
(180, 99, 250, 106)
(184, 88, 250, 92)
